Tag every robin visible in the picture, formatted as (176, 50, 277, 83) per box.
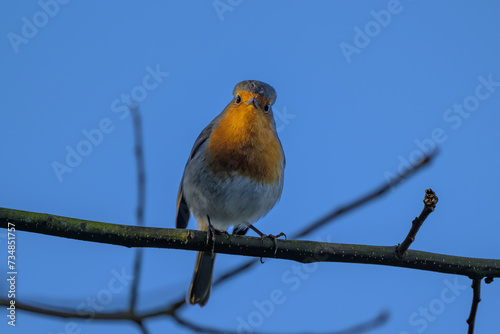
(175, 80, 285, 306)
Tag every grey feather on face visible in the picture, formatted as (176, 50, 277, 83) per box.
(233, 80, 277, 105)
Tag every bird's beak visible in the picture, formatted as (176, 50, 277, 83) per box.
(246, 97, 260, 109)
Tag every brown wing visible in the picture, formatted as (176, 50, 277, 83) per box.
(175, 109, 227, 229)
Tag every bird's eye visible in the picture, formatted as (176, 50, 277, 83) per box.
(235, 95, 241, 104)
(264, 104, 271, 112)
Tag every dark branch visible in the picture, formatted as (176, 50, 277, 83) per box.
(0, 297, 386, 334)
(135, 321, 149, 334)
(129, 104, 146, 314)
(294, 151, 438, 239)
(395, 188, 438, 258)
(0, 298, 387, 334)
(0, 300, 140, 320)
(1, 207, 499, 278)
(467, 278, 482, 334)
(171, 310, 389, 334)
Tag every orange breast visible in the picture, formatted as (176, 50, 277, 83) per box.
(206, 104, 283, 184)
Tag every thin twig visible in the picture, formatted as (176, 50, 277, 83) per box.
(129, 103, 146, 314)
(171, 310, 389, 334)
(395, 188, 438, 258)
(296, 152, 438, 239)
(0, 298, 177, 321)
(467, 278, 482, 334)
(0, 300, 140, 320)
(135, 321, 149, 334)
(0, 299, 388, 334)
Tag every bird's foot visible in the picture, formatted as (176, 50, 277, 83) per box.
(206, 216, 216, 258)
(248, 225, 287, 256)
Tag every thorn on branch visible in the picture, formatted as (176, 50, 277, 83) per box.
(395, 189, 438, 259)
(467, 278, 482, 334)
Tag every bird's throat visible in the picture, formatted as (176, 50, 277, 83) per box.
(206, 108, 283, 184)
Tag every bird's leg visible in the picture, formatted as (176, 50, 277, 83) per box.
(248, 225, 286, 256)
(206, 215, 216, 258)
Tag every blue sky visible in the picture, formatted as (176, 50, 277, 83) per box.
(1, 1, 500, 333)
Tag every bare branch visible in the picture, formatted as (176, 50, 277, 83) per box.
(0, 300, 140, 320)
(294, 151, 437, 239)
(1, 207, 499, 278)
(135, 321, 149, 334)
(171, 310, 389, 334)
(395, 188, 438, 258)
(0, 297, 387, 334)
(0, 298, 387, 334)
(467, 278, 482, 334)
(129, 103, 146, 314)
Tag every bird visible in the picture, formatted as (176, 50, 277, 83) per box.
(175, 80, 285, 306)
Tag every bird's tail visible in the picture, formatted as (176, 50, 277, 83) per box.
(187, 251, 215, 306)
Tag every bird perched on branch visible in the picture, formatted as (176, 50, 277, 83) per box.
(176, 80, 285, 306)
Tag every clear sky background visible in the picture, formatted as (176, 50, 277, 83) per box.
(1, 1, 500, 334)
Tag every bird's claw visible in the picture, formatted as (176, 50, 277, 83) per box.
(261, 232, 286, 256)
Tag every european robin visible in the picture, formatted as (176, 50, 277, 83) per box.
(175, 80, 285, 306)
